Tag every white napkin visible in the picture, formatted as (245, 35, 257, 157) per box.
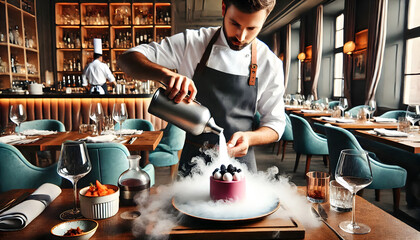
(301, 109, 319, 113)
(21, 130, 57, 136)
(0, 183, 61, 231)
(101, 129, 143, 136)
(374, 128, 409, 137)
(320, 117, 355, 123)
(84, 134, 117, 143)
(0, 135, 25, 144)
(374, 117, 397, 123)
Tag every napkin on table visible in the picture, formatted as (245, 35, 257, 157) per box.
(373, 128, 409, 137)
(0, 135, 25, 144)
(373, 117, 398, 123)
(84, 134, 117, 143)
(101, 129, 143, 136)
(320, 117, 355, 123)
(0, 183, 61, 231)
(21, 130, 57, 136)
(301, 109, 319, 113)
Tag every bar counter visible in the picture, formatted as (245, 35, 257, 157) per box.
(0, 93, 167, 132)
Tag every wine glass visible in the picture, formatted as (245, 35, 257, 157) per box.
(113, 102, 128, 139)
(284, 94, 292, 105)
(365, 100, 376, 122)
(338, 98, 348, 118)
(335, 149, 373, 234)
(89, 102, 104, 135)
(57, 141, 92, 220)
(9, 104, 27, 136)
(406, 105, 420, 129)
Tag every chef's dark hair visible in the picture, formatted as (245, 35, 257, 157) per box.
(223, 0, 276, 14)
(94, 53, 102, 59)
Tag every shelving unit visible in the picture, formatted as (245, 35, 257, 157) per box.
(54, 0, 173, 90)
(0, 0, 40, 90)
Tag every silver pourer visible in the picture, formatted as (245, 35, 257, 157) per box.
(204, 117, 224, 135)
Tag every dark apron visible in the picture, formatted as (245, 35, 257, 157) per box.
(179, 28, 258, 176)
(90, 83, 108, 95)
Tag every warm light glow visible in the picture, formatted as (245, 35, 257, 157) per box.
(297, 52, 306, 62)
(343, 41, 356, 55)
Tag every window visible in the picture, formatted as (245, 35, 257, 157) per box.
(333, 13, 344, 97)
(403, 0, 420, 104)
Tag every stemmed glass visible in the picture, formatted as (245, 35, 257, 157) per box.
(284, 94, 292, 105)
(113, 102, 128, 139)
(338, 98, 348, 118)
(10, 104, 27, 136)
(89, 102, 104, 135)
(406, 105, 420, 129)
(365, 100, 376, 122)
(57, 141, 92, 220)
(335, 149, 373, 234)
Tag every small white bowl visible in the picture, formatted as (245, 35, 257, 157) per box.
(79, 184, 119, 219)
(51, 219, 98, 240)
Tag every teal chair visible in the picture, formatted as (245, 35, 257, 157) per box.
(149, 124, 186, 181)
(289, 114, 329, 176)
(17, 119, 66, 132)
(347, 105, 369, 117)
(379, 110, 408, 119)
(274, 114, 293, 161)
(328, 101, 339, 109)
(115, 119, 154, 131)
(320, 123, 407, 212)
(0, 143, 62, 192)
(78, 142, 155, 188)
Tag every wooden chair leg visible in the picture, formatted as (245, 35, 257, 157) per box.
(375, 189, 381, 201)
(305, 155, 312, 177)
(170, 163, 179, 182)
(293, 153, 301, 172)
(393, 188, 401, 212)
(276, 140, 283, 156)
(281, 141, 287, 161)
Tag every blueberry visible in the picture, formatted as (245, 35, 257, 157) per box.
(237, 169, 242, 173)
(220, 170, 227, 176)
(213, 168, 219, 175)
(227, 164, 234, 172)
(220, 164, 226, 171)
(233, 167, 237, 172)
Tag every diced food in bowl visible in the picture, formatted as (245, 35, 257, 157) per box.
(84, 180, 116, 197)
(79, 182, 120, 219)
(51, 219, 98, 239)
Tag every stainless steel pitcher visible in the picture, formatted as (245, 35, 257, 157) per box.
(148, 87, 223, 135)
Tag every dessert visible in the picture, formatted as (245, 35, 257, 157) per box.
(210, 164, 246, 201)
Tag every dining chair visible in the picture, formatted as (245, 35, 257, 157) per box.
(379, 110, 408, 119)
(328, 101, 340, 109)
(347, 105, 369, 117)
(77, 142, 155, 188)
(114, 119, 154, 131)
(149, 123, 186, 181)
(289, 114, 329, 177)
(0, 143, 62, 192)
(17, 119, 66, 132)
(273, 114, 293, 161)
(319, 123, 407, 212)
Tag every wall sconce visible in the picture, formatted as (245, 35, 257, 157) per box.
(343, 41, 356, 55)
(297, 52, 306, 62)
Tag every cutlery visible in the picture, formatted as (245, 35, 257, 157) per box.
(0, 192, 31, 214)
(128, 137, 137, 144)
(312, 204, 345, 240)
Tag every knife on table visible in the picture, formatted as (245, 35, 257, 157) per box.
(128, 137, 137, 144)
(0, 192, 31, 214)
(312, 204, 345, 240)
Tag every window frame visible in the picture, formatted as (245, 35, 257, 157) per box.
(333, 12, 345, 98)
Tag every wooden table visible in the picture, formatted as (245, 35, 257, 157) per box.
(0, 187, 418, 240)
(312, 118, 399, 130)
(291, 110, 332, 118)
(355, 130, 420, 154)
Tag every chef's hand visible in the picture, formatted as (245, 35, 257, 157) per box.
(162, 69, 197, 104)
(227, 132, 250, 158)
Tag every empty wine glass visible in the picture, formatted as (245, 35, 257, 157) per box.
(89, 102, 104, 135)
(284, 94, 292, 105)
(113, 102, 128, 139)
(365, 100, 376, 122)
(57, 141, 92, 220)
(338, 98, 348, 118)
(406, 105, 420, 129)
(9, 104, 27, 136)
(335, 149, 373, 234)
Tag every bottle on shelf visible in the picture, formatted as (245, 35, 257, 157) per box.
(11, 55, 16, 73)
(14, 25, 22, 46)
(9, 27, 14, 44)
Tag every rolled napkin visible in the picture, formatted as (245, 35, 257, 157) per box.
(21, 129, 57, 136)
(0, 135, 25, 144)
(301, 109, 319, 113)
(102, 129, 143, 136)
(374, 128, 409, 137)
(320, 117, 355, 123)
(84, 134, 117, 143)
(373, 117, 398, 123)
(0, 183, 61, 231)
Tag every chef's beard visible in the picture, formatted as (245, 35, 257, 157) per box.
(222, 22, 253, 51)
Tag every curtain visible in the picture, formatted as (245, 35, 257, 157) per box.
(284, 24, 292, 89)
(365, 0, 388, 103)
(272, 32, 280, 56)
(299, 18, 306, 94)
(343, 0, 356, 107)
(310, 5, 323, 100)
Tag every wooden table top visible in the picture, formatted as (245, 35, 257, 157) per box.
(355, 130, 420, 154)
(0, 187, 418, 240)
(12, 131, 163, 152)
(312, 118, 399, 129)
(291, 110, 332, 117)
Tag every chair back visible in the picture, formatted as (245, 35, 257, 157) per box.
(149, 124, 186, 167)
(281, 114, 293, 141)
(321, 124, 406, 189)
(289, 114, 327, 155)
(159, 123, 186, 151)
(379, 110, 407, 119)
(115, 119, 154, 131)
(18, 119, 66, 132)
(78, 143, 155, 187)
(328, 101, 340, 109)
(347, 105, 369, 117)
(0, 143, 62, 192)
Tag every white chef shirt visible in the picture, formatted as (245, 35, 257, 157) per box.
(126, 27, 285, 140)
(82, 59, 115, 87)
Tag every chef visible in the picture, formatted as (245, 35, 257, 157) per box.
(118, 0, 285, 176)
(82, 38, 116, 94)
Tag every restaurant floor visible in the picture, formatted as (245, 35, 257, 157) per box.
(154, 143, 420, 231)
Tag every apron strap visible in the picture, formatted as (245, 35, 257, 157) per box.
(249, 41, 257, 86)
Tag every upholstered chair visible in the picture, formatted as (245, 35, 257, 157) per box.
(347, 105, 369, 117)
(328, 101, 340, 109)
(0, 143, 62, 192)
(114, 119, 154, 131)
(17, 119, 66, 132)
(379, 110, 408, 119)
(275, 114, 294, 161)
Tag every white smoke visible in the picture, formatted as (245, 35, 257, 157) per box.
(132, 146, 320, 240)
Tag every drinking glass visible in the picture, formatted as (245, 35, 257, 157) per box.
(10, 104, 27, 136)
(284, 94, 292, 105)
(57, 141, 92, 220)
(113, 102, 128, 139)
(338, 98, 348, 118)
(406, 105, 420, 129)
(365, 100, 376, 121)
(335, 149, 373, 234)
(89, 102, 104, 135)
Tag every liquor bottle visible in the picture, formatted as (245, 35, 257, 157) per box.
(165, 12, 171, 25)
(9, 27, 14, 44)
(75, 33, 81, 48)
(11, 55, 16, 73)
(73, 57, 77, 71)
(63, 33, 67, 48)
(68, 59, 73, 71)
(72, 75, 76, 87)
(67, 75, 71, 87)
(77, 75, 82, 87)
(77, 58, 81, 72)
